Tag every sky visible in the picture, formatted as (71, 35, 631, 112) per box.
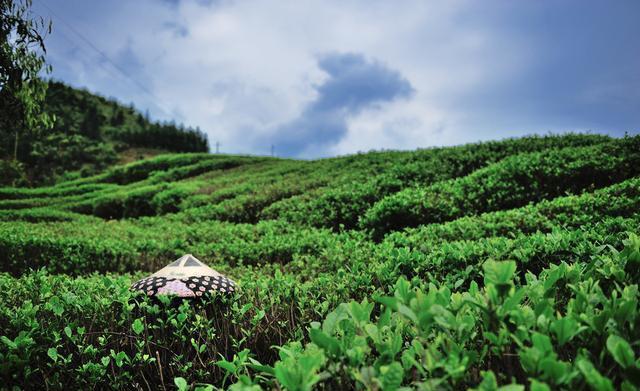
(32, 0, 640, 157)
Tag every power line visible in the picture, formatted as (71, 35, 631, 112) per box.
(36, 0, 173, 117)
(37, 17, 128, 92)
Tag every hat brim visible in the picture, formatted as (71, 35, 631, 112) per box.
(131, 274, 236, 297)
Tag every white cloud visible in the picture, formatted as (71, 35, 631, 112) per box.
(331, 97, 447, 155)
(36, 0, 640, 155)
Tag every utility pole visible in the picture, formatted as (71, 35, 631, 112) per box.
(271, 144, 275, 157)
(215, 141, 220, 154)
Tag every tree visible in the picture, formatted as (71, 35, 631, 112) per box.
(0, 0, 53, 161)
(81, 105, 102, 139)
(111, 108, 125, 126)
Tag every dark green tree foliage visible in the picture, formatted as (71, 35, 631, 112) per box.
(1, 1, 208, 185)
(44, 81, 209, 153)
(0, 0, 52, 184)
(6, 80, 210, 184)
(110, 108, 125, 126)
(106, 121, 209, 153)
(80, 105, 102, 139)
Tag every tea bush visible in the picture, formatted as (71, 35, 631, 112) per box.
(262, 134, 612, 231)
(1, 229, 637, 389)
(0, 133, 638, 389)
(0, 208, 90, 222)
(385, 177, 640, 250)
(0, 218, 357, 275)
(237, 233, 640, 390)
(362, 137, 640, 238)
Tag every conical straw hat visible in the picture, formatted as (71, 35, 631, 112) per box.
(131, 254, 236, 297)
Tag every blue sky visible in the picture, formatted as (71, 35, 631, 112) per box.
(33, 0, 640, 157)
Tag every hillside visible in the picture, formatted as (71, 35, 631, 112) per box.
(1, 81, 208, 185)
(1, 133, 639, 389)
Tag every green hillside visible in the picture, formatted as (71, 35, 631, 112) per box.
(1, 133, 639, 390)
(1, 81, 208, 185)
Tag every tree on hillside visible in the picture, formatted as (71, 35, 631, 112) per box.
(111, 108, 125, 126)
(0, 0, 53, 161)
(81, 105, 102, 139)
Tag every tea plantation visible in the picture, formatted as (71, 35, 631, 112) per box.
(1, 133, 639, 390)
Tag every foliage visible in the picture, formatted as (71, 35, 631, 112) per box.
(0, 0, 54, 163)
(262, 133, 610, 231)
(0, 133, 639, 389)
(362, 137, 640, 238)
(14, 81, 210, 184)
(2, 33, 210, 185)
(44, 81, 209, 154)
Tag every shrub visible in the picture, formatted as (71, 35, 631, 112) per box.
(1, 133, 638, 389)
(263, 133, 612, 231)
(362, 137, 640, 238)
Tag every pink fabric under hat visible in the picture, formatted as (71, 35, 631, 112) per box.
(131, 254, 236, 297)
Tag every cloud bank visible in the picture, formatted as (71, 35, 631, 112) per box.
(262, 52, 414, 157)
(34, 0, 640, 157)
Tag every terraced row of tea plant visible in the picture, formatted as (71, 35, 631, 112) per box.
(1, 133, 639, 390)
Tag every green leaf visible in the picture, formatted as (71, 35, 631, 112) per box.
(363, 323, 379, 343)
(228, 375, 261, 391)
(394, 278, 412, 303)
(248, 361, 276, 376)
(274, 346, 325, 391)
(112, 350, 129, 367)
(577, 357, 614, 391)
(550, 317, 583, 346)
(47, 347, 58, 362)
(622, 233, 640, 263)
(215, 360, 237, 374)
(252, 309, 266, 325)
(48, 296, 64, 317)
(309, 328, 341, 357)
(376, 296, 399, 311)
(348, 299, 373, 324)
(539, 357, 571, 384)
(380, 362, 404, 391)
(530, 380, 551, 391)
(531, 333, 553, 355)
(473, 370, 498, 390)
(174, 377, 188, 391)
(0, 336, 17, 350)
(321, 306, 349, 334)
(397, 304, 418, 323)
(606, 335, 635, 369)
(483, 260, 517, 286)
(132, 318, 144, 335)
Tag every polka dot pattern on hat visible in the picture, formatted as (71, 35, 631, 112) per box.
(131, 275, 236, 297)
